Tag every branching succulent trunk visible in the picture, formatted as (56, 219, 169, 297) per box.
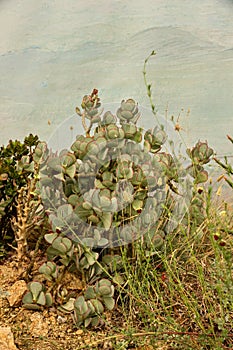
(11, 180, 41, 260)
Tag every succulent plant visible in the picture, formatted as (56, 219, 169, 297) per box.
(22, 281, 53, 310)
(73, 278, 115, 327)
(0, 134, 48, 259)
(76, 88, 102, 136)
(71, 135, 93, 160)
(33, 141, 49, 164)
(188, 193, 206, 226)
(44, 232, 74, 266)
(73, 295, 96, 327)
(186, 164, 209, 185)
(144, 127, 167, 153)
(41, 91, 196, 251)
(187, 141, 214, 166)
(0, 136, 39, 229)
(39, 93, 216, 253)
(32, 90, 217, 328)
(117, 99, 140, 123)
(186, 141, 214, 185)
(79, 251, 99, 270)
(58, 297, 76, 313)
(38, 261, 59, 281)
(101, 111, 117, 126)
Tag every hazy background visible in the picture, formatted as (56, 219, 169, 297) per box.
(0, 0, 233, 156)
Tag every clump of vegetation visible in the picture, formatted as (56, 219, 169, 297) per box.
(0, 134, 48, 259)
(0, 51, 232, 349)
(22, 281, 53, 310)
(16, 85, 213, 328)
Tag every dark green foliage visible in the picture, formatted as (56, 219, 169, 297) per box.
(0, 134, 39, 250)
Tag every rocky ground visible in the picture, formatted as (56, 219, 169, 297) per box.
(0, 254, 140, 350)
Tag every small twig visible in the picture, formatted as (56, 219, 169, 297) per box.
(81, 112, 89, 136)
(143, 51, 157, 113)
(227, 134, 233, 144)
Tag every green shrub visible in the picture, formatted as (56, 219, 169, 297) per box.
(21, 88, 213, 327)
(0, 134, 47, 257)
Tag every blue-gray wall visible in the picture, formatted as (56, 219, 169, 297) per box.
(0, 0, 233, 156)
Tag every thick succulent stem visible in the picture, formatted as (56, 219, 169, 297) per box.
(11, 169, 41, 261)
(12, 186, 31, 260)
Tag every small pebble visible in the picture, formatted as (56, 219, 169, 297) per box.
(57, 315, 67, 323)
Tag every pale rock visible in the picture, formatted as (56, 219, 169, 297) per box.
(0, 327, 18, 350)
(57, 315, 67, 324)
(6, 280, 27, 307)
(29, 312, 49, 337)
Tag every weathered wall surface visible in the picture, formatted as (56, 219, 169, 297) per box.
(0, 0, 232, 155)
